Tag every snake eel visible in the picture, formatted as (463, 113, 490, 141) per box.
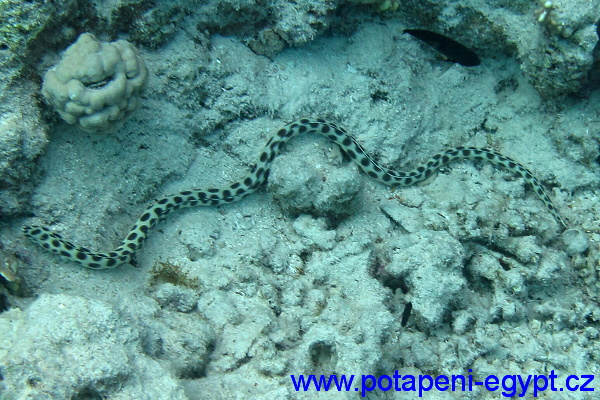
(23, 118, 566, 269)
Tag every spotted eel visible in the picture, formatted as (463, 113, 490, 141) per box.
(23, 118, 566, 269)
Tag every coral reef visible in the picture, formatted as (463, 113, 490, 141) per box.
(379, 230, 466, 327)
(352, 0, 401, 12)
(0, 0, 52, 53)
(0, 0, 86, 95)
(396, 0, 600, 98)
(0, 84, 47, 217)
(0, 294, 213, 398)
(0, 0, 85, 217)
(40, 0, 596, 98)
(520, 0, 599, 98)
(42, 33, 148, 134)
(268, 144, 362, 218)
(107, 0, 185, 49)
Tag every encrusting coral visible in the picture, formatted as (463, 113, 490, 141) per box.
(41, 33, 148, 134)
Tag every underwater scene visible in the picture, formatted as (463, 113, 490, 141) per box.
(1, 0, 600, 398)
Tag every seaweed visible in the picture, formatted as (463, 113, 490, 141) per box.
(149, 261, 200, 289)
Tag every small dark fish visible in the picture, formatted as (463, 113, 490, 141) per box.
(401, 302, 412, 327)
(404, 29, 481, 67)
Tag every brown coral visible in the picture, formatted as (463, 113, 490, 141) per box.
(42, 33, 148, 134)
